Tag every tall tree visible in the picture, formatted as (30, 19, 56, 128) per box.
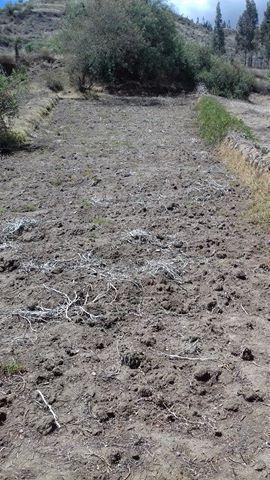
(213, 2, 225, 55)
(236, 0, 258, 66)
(261, 1, 270, 66)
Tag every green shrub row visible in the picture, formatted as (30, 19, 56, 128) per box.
(58, 0, 254, 99)
(184, 42, 254, 99)
(197, 96, 255, 145)
(0, 69, 27, 152)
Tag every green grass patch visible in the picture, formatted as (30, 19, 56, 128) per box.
(1, 360, 25, 376)
(0, 130, 27, 153)
(197, 96, 255, 145)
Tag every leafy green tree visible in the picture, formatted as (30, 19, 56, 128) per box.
(213, 2, 225, 55)
(59, 0, 195, 93)
(236, 0, 259, 66)
(261, 1, 270, 66)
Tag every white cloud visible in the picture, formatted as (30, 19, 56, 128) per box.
(173, 0, 210, 16)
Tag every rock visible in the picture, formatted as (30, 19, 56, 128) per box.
(241, 348, 254, 361)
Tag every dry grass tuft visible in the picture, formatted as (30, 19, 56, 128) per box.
(219, 143, 270, 227)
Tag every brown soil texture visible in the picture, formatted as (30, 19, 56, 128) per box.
(0, 95, 269, 480)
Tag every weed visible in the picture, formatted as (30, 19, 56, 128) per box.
(23, 203, 37, 212)
(50, 177, 64, 187)
(1, 360, 24, 376)
(197, 97, 255, 145)
(93, 216, 109, 226)
(0, 206, 6, 215)
(80, 198, 92, 209)
(46, 73, 65, 93)
(0, 130, 27, 152)
(83, 167, 93, 178)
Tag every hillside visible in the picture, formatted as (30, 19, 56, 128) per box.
(0, 0, 66, 51)
(0, 1, 237, 54)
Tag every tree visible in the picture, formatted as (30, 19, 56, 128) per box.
(236, 0, 259, 66)
(59, 0, 195, 93)
(213, 2, 225, 55)
(261, 1, 270, 66)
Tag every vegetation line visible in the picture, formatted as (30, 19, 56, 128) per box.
(196, 96, 255, 145)
(197, 95, 269, 227)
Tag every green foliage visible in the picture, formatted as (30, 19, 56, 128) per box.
(198, 58, 254, 99)
(0, 130, 26, 152)
(197, 96, 255, 145)
(59, 0, 195, 93)
(184, 43, 212, 79)
(261, 1, 270, 62)
(0, 70, 27, 151)
(46, 73, 64, 92)
(236, 0, 259, 62)
(1, 360, 24, 376)
(213, 2, 225, 55)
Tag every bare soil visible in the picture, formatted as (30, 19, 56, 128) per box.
(0, 95, 269, 480)
(219, 94, 270, 152)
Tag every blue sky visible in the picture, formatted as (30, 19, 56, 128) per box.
(172, 0, 266, 24)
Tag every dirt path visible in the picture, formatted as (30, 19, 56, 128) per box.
(0, 95, 269, 480)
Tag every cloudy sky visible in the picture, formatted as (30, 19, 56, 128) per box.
(0, 1, 267, 25)
(172, 0, 266, 25)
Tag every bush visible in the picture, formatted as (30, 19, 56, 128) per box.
(0, 70, 27, 151)
(198, 59, 254, 99)
(184, 43, 212, 79)
(46, 73, 64, 92)
(197, 96, 255, 145)
(0, 54, 16, 76)
(0, 130, 26, 152)
(59, 0, 195, 93)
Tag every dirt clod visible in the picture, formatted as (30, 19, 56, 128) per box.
(121, 352, 144, 369)
(241, 347, 255, 361)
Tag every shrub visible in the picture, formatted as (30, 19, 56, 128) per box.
(46, 73, 64, 92)
(197, 96, 255, 145)
(1, 360, 25, 375)
(0, 70, 27, 151)
(59, 0, 195, 93)
(198, 59, 254, 99)
(0, 54, 16, 76)
(184, 42, 212, 79)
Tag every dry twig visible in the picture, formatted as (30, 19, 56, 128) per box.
(37, 390, 61, 429)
